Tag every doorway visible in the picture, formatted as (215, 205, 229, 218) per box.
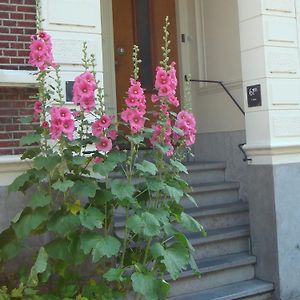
(112, 0, 180, 116)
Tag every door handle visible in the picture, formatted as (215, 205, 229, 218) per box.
(116, 47, 125, 55)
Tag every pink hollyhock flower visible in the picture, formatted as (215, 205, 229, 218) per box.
(77, 80, 94, 97)
(38, 31, 51, 41)
(128, 79, 144, 99)
(169, 96, 179, 107)
(58, 107, 72, 120)
(125, 97, 139, 107)
(107, 129, 118, 141)
(155, 67, 169, 89)
(92, 120, 104, 137)
(34, 101, 43, 113)
(136, 103, 146, 115)
(80, 72, 97, 89)
(158, 84, 172, 97)
(151, 94, 159, 103)
(128, 111, 145, 133)
(99, 114, 112, 129)
(62, 119, 75, 140)
(80, 95, 95, 112)
(29, 51, 47, 70)
(96, 136, 112, 153)
(42, 121, 49, 128)
(30, 39, 47, 54)
(121, 108, 133, 122)
(50, 126, 62, 140)
(94, 157, 103, 164)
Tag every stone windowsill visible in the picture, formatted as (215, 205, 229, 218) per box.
(0, 69, 37, 87)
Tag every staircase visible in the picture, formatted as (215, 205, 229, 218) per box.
(114, 161, 274, 299)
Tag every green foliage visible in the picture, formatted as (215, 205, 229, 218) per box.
(0, 16, 203, 300)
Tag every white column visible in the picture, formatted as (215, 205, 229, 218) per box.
(238, 0, 300, 165)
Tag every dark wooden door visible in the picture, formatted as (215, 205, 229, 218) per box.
(112, 0, 179, 117)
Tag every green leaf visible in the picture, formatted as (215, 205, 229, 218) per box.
(135, 161, 158, 176)
(28, 247, 48, 287)
(19, 116, 33, 124)
(12, 207, 48, 240)
(72, 179, 98, 198)
(79, 207, 104, 230)
(141, 212, 160, 237)
(172, 127, 184, 136)
(72, 156, 87, 165)
(108, 151, 127, 163)
(127, 215, 143, 235)
(80, 232, 101, 255)
(170, 159, 188, 174)
(8, 172, 31, 193)
(92, 236, 121, 262)
(34, 155, 61, 172)
(131, 272, 170, 300)
(185, 193, 198, 207)
(180, 212, 205, 234)
(20, 133, 41, 146)
(47, 213, 80, 237)
(165, 185, 184, 203)
(111, 179, 135, 200)
(146, 178, 165, 192)
(21, 148, 41, 160)
(127, 135, 144, 144)
(154, 142, 170, 154)
(93, 160, 117, 177)
(52, 180, 74, 193)
(27, 191, 51, 209)
(103, 268, 124, 282)
(0, 229, 22, 261)
(149, 208, 169, 224)
(45, 238, 69, 261)
(161, 243, 190, 280)
(151, 242, 165, 259)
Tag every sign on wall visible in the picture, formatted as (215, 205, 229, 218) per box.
(247, 84, 262, 107)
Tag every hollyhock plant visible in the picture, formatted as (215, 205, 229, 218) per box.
(2, 13, 203, 300)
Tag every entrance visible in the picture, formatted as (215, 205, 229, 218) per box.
(112, 0, 179, 116)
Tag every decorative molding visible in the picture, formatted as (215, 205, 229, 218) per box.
(0, 70, 37, 87)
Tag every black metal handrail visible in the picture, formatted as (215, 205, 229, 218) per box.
(184, 76, 245, 116)
(185, 76, 251, 162)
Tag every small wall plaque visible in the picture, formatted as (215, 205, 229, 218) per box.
(66, 81, 74, 102)
(247, 84, 262, 107)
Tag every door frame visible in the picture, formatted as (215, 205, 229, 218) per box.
(100, 0, 195, 115)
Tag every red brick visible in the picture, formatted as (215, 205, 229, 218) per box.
(0, 109, 19, 116)
(0, 34, 17, 41)
(10, 42, 24, 49)
(14, 148, 27, 155)
(0, 149, 13, 155)
(24, 0, 36, 5)
(0, 27, 9, 34)
(3, 49, 17, 56)
(0, 65, 18, 69)
(0, 116, 13, 123)
(0, 140, 19, 148)
(0, 57, 9, 64)
(10, 57, 25, 64)
(24, 13, 35, 20)
(0, 133, 12, 140)
(0, 42, 9, 47)
(13, 132, 27, 139)
(0, 12, 9, 18)
(0, 101, 12, 108)
(17, 6, 36, 13)
(10, 28, 24, 34)
(0, 4, 16, 11)
(6, 124, 19, 131)
(17, 21, 35, 27)
(3, 20, 17, 26)
(18, 50, 30, 56)
(24, 28, 35, 35)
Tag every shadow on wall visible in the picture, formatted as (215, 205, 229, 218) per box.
(190, 130, 248, 201)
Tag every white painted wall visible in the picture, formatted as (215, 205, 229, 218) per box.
(178, 0, 245, 133)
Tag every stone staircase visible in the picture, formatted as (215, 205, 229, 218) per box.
(115, 161, 274, 299)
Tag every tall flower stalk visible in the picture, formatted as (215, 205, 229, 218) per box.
(0, 15, 204, 300)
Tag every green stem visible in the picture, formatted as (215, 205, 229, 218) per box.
(120, 207, 129, 267)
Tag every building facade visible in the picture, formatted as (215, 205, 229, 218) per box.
(1, 0, 300, 299)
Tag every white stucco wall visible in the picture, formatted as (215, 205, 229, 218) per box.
(179, 0, 245, 133)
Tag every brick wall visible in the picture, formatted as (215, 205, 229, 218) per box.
(0, 0, 36, 70)
(0, 87, 37, 155)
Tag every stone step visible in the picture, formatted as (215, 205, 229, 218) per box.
(169, 253, 256, 297)
(169, 279, 274, 300)
(188, 225, 250, 260)
(182, 182, 240, 208)
(186, 201, 249, 230)
(182, 161, 226, 184)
